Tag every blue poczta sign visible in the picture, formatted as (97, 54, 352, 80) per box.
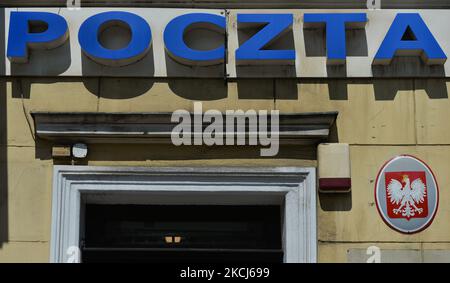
(3, 9, 449, 73)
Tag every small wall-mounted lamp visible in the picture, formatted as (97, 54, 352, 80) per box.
(72, 143, 88, 159)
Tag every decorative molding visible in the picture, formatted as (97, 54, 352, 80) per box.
(32, 111, 338, 145)
(50, 165, 317, 263)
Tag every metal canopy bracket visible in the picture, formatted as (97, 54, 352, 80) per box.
(31, 112, 338, 145)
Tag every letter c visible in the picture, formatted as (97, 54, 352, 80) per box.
(164, 13, 226, 66)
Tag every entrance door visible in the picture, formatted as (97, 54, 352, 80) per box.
(50, 166, 317, 263)
(81, 204, 283, 263)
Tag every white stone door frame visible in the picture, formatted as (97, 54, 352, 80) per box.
(50, 165, 317, 263)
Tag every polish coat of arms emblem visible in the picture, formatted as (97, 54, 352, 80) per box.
(385, 172, 428, 220)
(375, 155, 439, 234)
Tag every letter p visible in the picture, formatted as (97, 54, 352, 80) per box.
(7, 12, 69, 63)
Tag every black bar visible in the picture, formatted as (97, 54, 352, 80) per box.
(82, 247, 284, 253)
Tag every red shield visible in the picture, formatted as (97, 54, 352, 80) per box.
(384, 171, 428, 220)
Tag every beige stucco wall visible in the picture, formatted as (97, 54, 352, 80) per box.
(0, 77, 449, 262)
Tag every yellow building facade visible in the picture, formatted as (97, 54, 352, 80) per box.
(1, 1, 450, 263)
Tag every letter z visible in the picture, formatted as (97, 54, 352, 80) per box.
(236, 14, 295, 64)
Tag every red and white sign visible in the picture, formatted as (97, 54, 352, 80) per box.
(375, 155, 439, 234)
(385, 171, 428, 220)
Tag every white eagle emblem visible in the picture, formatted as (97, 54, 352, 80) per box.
(386, 174, 427, 219)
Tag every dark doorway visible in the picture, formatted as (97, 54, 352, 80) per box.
(82, 204, 283, 263)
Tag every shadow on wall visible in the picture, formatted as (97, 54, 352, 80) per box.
(324, 77, 448, 101)
(371, 57, 448, 100)
(372, 57, 445, 78)
(168, 78, 299, 101)
(92, 78, 153, 100)
(12, 75, 449, 110)
(29, 77, 295, 102)
(18, 76, 448, 103)
(81, 47, 155, 78)
(165, 27, 225, 78)
(304, 28, 368, 58)
(165, 27, 227, 101)
(236, 79, 298, 100)
(236, 26, 296, 78)
(9, 20, 71, 76)
(372, 77, 448, 100)
(0, 81, 6, 248)
(168, 79, 227, 101)
(73, 144, 318, 162)
(11, 77, 100, 100)
(304, 26, 368, 79)
(34, 140, 53, 161)
(0, 7, 8, 247)
(414, 78, 449, 99)
(45, 144, 318, 168)
(301, 26, 447, 100)
(10, 39, 71, 76)
(319, 192, 352, 212)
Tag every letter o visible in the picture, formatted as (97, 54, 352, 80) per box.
(78, 11, 152, 67)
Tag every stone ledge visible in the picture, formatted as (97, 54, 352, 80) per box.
(31, 111, 338, 145)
